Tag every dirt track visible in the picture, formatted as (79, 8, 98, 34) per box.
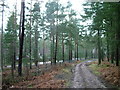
(72, 61, 106, 88)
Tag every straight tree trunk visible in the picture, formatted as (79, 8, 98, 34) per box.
(24, 35, 27, 58)
(11, 43, 14, 79)
(54, 33, 58, 64)
(51, 35, 55, 64)
(115, 45, 119, 66)
(91, 50, 93, 59)
(29, 0, 32, 69)
(111, 50, 114, 64)
(1, 1, 5, 70)
(54, 0, 59, 64)
(50, 36, 53, 65)
(43, 31, 45, 64)
(62, 33, 64, 62)
(29, 33, 32, 69)
(34, 29, 38, 66)
(106, 34, 109, 62)
(98, 29, 101, 65)
(13, 0, 18, 70)
(100, 40, 104, 61)
(13, 48, 16, 69)
(115, 6, 120, 66)
(76, 43, 79, 61)
(69, 45, 71, 62)
(85, 49, 87, 60)
(18, 0, 25, 76)
(74, 43, 77, 60)
(70, 46, 72, 61)
(69, 37, 72, 61)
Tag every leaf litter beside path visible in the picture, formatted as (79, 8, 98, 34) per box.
(87, 61, 120, 88)
(10, 62, 78, 88)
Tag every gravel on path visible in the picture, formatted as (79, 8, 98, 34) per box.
(72, 61, 106, 88)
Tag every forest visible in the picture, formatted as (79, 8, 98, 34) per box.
(0, 0, 120, 89)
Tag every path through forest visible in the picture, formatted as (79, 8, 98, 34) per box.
(72, 60, 106, 88)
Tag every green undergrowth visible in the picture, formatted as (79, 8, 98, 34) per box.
(88, 61, 120, 89)
(62, 64, 74, 87)
(88, 63, 101, 75)
(88, 61, 112, 76)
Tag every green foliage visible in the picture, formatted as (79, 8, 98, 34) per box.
(4, 12, 18, 65)
(89, 63, 101, 75)
(82, 2, 120, 65)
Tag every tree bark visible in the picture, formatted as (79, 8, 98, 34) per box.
(34, 29, 38, 66)
(43, 31, 45, 64)
(51, 35, 55, 64)
(75, 43, 77, 60)
(115, 5, 120, 66)
(13, 0, 18, 70)
(85, 49, 88, 60)
(69, 45, 70, 62)
(11, 43, 14, 79)
(54, 0, 59, 64)
(54, 33, 58, 64)
(29, 33, 32, 69)
(98, 29, 101, 65)
(76, 43, 79, 61)
(18, 0, 25, 76)
(106, 32, 109, 62)
(29, 0, 32, 69)
(62, 33, 64, 62)
(1, 1, 5, 70)
(70, 45, 72, 61)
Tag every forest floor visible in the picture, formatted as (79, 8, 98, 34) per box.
(87, 61, 120, 89)
(2, 59, 120, 89)
(3, 61, 80, 88)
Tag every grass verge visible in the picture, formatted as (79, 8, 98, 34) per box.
(88, 61, 120, 89)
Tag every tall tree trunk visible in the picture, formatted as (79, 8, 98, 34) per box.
(43, 31, 45, 64)
(85, 49, 87, 60)
(1, 1, 5, 70)
(54, 33, 58, 64)
(106, 32, 109, 62)
(74, 43, 77, 60)
(51, 35, 55, 64)
(76, 42, 79, 61)
(11, 43, 14, 79)
(24, 35, 27, 58)
(111, 49, 115, 64)
(69, 37, 72, 61)
(70, 42, 72, 61)
(62, 33, 64, 62)
(50, 36, 52, 65)
(91, 50, 93, 59)
(50, 37, 52, 65)
(98, 29, 101, 65)
(18, 0, 25, 76)
(100, 40, 104, 61)
(34, 29, 38, 66)
(69, 45, 70, 62)
(109, 19, 113, 63)
(29, 33, 32, 69)
(115, 5, 120, 66)
(13, 0, 18, 70)
(29, 0, 32, 69)
(54, 0, 59, 64)
(13, 47, 16, 69)
(115, 45, 119, 66)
